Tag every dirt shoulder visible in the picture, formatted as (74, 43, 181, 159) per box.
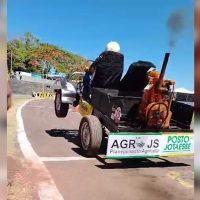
(7, 97, 38, 200)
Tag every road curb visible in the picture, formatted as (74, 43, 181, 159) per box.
(16, 99, 64, 200)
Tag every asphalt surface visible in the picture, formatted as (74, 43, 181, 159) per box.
(21, 99, 194, 200)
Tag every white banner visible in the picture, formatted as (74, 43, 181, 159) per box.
(106, 133, 194, 158)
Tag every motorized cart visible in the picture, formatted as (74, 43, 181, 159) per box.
(55, 51, 194, 158)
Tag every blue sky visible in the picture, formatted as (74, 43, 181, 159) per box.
(8, 0, 194, 90)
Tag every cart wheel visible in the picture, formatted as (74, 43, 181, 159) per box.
(55, 90, 69, 118)
(79, 115, 102, 157)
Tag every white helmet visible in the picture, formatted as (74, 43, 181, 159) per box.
(105, 41, 120, 53)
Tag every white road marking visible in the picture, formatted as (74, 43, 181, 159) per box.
(16, 100, 64, 200)
(40, 157, 96, 162)
(25, 105, 54, 109)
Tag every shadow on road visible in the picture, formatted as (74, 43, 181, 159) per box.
(45, 129, 80, 146)
(45, 129, 191, 169)
(45, 128, 108, 157)
(95, 157, 190, 169)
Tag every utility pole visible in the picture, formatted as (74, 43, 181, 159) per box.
(42, 61, 45, 93)
(42, 60, 47, 93)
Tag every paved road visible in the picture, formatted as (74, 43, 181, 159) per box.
(20, 99, 194, 200)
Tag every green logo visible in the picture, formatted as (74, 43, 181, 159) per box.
(164, 136, 191, 152)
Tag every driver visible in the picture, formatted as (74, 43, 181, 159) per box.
(90, 41, 123, 89)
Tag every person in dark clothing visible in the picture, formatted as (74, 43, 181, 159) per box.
(82, 66, 95, 102)
(90, 41, 124, 89)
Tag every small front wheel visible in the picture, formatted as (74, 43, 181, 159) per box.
(54, 90, 69, 118)
(79, 115, 102, 157)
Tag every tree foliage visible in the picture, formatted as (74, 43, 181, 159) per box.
(7, 32, 89, 76)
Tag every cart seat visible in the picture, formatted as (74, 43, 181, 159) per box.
(91, 51, 124, 89)
(118, 61, 156, 96)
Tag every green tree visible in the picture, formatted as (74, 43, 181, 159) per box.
(7, 39, 26, 72)
(7, 32, 40, 73)
(7, 32, 89, 75)
(29, 43, 89, 75)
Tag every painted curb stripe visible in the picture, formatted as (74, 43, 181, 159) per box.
(16, 100, 64, 200)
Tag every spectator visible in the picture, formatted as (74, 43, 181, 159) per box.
(82, 66, 95, 102)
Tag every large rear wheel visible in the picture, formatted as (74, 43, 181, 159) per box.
(79, 115, 102, 157)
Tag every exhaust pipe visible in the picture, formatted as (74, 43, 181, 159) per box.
(157, 53, 170, 89)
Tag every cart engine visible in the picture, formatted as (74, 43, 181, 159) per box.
(139, 53, 175, 129)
